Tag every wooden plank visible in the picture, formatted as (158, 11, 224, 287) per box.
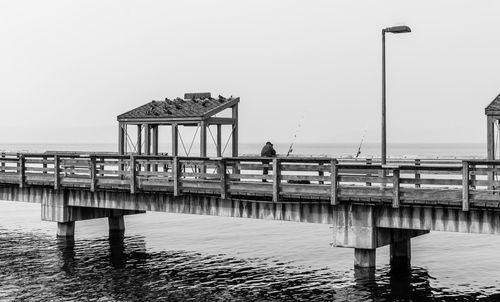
(399, 178, 463, 186)
(400, 188, 462, 202)
(228, 182, 272, 194)
(338, 175, 382, 183)
(24, 167, 54, 173)
(272, 158, 281, 202)
(462, 161, 470, 211)
(280, 184, 330, 196)
(130, 155, 136, 194)
(229, 173, 273, 180)
(331, 159, 338, 205)
(280, 164, 330, 172)
(97, 179, 131, 186)
(281, 174, 330, 182)
(180, 180, 221, 190)
(392, 169, 400, 208)
(19, 155, 25, 188)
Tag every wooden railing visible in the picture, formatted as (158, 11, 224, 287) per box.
(1, 153, 499, 210)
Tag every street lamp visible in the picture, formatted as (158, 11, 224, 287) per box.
(382, 25, 411, 165)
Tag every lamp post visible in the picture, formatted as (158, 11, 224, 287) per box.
(382, 25, 411, 165)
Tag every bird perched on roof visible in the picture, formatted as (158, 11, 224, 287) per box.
(218, 95, 226, 102)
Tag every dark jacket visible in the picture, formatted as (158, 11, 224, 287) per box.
(260, 143, 276, 157)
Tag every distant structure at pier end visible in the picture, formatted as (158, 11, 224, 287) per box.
(485, 94, 500, 160)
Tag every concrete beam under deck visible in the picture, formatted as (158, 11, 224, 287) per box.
(2, 186, 500, 235)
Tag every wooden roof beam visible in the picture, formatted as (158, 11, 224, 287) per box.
(206, 117, 236, 125)
(202, 97, 240, 119)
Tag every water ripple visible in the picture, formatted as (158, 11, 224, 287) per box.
(0, 229, 499, 301)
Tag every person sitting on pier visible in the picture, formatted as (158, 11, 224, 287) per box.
(260, 141, 276, 182)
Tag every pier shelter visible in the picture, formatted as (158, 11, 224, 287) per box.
(117, 92, 240, 157)
(485, 93, 500, 159)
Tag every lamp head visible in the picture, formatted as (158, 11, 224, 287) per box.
(383, 25, 411, 34)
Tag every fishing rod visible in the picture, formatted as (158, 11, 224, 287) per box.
(286, 114, 305, 157)
(355, 130, 367, 159)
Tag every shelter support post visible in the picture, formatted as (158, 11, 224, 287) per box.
(118, 123, 125, 155)
(232, 104, 238, 157)
(144, 124, 151, 171)
(200, 121, 207, 174)
(172, 124, 178, 156)
(137, 124, 142, 155)
(487, 116, 495, 160)
(200, 121, 207, 157)
(217, 124, 222, 157)
(487, 117, 496, 189)
(152, 125, 159, 171)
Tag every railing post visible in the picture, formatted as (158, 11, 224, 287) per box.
(54, 155, 60, 190)
(272, 158, 281, 202)
(318, 162, 324, 185)
(99, 158, 105, 177)
(173, 157, 180, 196)
(1, 152, 5, 172)
(219, 159, 227, 199)
(43, 156, 47, 174)
(19, 154, 25, 188)
(90, 156, 97, 192)
(330, 159, 338, 205)
(366, 158, 372, 186)
(462, 161, 470, 211)
(414, 159, 421, 188)
(470, 164, 476, 190)
(130, 155, 136, 194)
(392, 168, 400, 208)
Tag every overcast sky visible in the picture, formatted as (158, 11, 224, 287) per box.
(0, 0, 499, 146)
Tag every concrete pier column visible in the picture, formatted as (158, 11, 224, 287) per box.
(390, 239, 411, 270)
(354, 248, 376, 268)
(57, 222, 75, 237)
(108, 215, 125, 236)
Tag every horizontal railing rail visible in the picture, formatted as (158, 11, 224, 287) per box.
(1, 153, 499, 210)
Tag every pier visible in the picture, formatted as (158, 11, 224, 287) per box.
(1, 92, 500, 270)
(1, 154, 500, 269)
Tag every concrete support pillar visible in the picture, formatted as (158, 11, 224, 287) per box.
(108, 216, 125, 235)
(57, 221, 75, 237)
(354, 248, 376, 268)
(390, 239, 411, 269)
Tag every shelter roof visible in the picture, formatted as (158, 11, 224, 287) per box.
(485, 93, 500, 115)
(117, 93, 239, 122)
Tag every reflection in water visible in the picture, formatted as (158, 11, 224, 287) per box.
(0, 229, 498, 301)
